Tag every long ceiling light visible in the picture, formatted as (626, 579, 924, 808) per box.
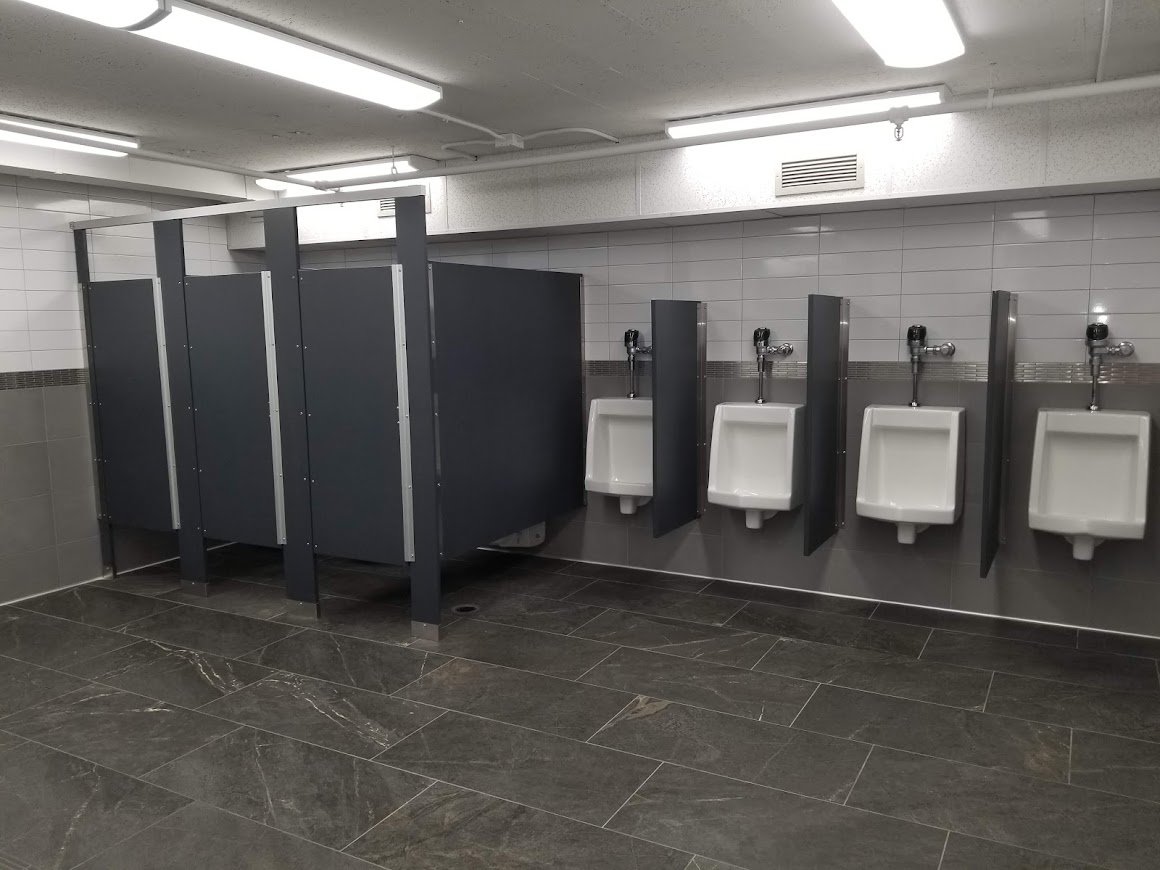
(666, 87, 947, 139)
(0, 114, 137, 157)
(15, 1, 442, 111)
(287, 158, 420, 184)
(831, 0, 965, 68)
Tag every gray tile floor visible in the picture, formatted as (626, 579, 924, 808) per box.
(1, 548, 1159, 869)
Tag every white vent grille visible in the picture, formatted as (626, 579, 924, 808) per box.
(776, 153, 863, 195)
(378, 198, 396, 218)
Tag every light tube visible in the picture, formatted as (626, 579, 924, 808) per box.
(13, 0, 165, 29)
(0, 129, 129, 157)
(666, 87, 946, 139)
(0, 114, 138, 150)
(831, 0, 965, 68)
(287, 158, 417, 184)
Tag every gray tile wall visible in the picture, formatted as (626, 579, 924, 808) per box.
(544, 375, 1160, 637)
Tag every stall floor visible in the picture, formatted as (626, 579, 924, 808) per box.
(1, 546, 1159, 869)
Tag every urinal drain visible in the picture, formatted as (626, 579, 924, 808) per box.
(452, 604, 479, 615)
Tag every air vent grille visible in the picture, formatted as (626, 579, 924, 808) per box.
(776, 153, 864, 195)
(378, 198, 396, 218)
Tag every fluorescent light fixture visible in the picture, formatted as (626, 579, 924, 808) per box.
(665, 87, 946, 139)
(287, 158, 419, 184)
(832, 0, 965, 68)
(254, 178, 316, 194)
(0, 114, 138, 150)
(0, 128, 129, 157)
(13, 0, 166, 29)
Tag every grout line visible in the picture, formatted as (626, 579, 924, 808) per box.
(600, 761, 663, 828)
(584, 695, 641, 743)
(136, 723, 244, 779)
(935, 829, 951, 870)
(388, 656, 456, 698)
(338, 780, 437, 853)
(1067, 728, 1074, 785)
(981, 672, 996, 713)
(842, 745, 873, 806)
(787, 683, 821, 729)
(916, 629, 934, 660)
(565, 607, 610, 637)
(572, 646, 623, 683)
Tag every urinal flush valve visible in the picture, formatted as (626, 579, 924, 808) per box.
(624, 329, 653, 399)
(753, 326, 792, 404)
(906, 324, 955, 408)
(1085, 322, 1133, 411)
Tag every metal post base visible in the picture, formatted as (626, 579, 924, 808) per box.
(284, 599, 321, 620)
(180, 578, 212, 597)
(411, 620, 441, 642)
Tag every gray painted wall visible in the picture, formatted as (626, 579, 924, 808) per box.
(544, 373, 1160, 637)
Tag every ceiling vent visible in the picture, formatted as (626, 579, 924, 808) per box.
(776, 153, 863, 195)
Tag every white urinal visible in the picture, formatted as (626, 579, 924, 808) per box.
(1028, 408, 1150, 560)
(585, 398, 653, 515)
(707, 402, 804, 529)
(856, 405, 965, 544)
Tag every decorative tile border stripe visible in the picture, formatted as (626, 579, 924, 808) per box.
(0, 369, 88, 391)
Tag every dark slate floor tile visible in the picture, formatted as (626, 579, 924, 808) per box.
(922, 631, 1160, 692)
(17, 585, 179, 629)
(68, 640, 271, 708)
(396, 658, 633, 740)
(1070, 730, 1160, 803)
(1, 684, 236, 777)
(78, 801, 377, 870)
(95, 564, 184, 597)
(317, 567, 410, 602)
(703, 580, 878, 617)
(411, 618, 616, 680)
(727, 601, 932, 658)
(145, 727, 429, 849)
(607, 763, 946, 870)
(278, 598, 415, 646)
(122, 604, 301, 659)
(570, 609, 778, 669)
(987, 672, 1160, 743)
(462, 569, 596, 601)
(159, 578, 294, 620)
(0, 732, 23, 753)
(0, 743, 189, 870)
(580, 647, 816, 724)
(683, 858, 747, 870)
(590, 696, 870, 802)
(560, 562, 711, 594)
(794, 684, 1071, 781)
(205, 544, 284, 579)
(201, 673, 439, 758)
(379, 711, 659, 825)
(1077, 629, 1160, 660)
(243, 629, 448, 695)
(0, 607, 135, 669)
(0, 653, 89, 717)
(444, 588, 606, 634)
(566, 581, 743, 626)
(753, 637, 992, 709)
(940, 834, 1101, 870)
(847, 747, 1160, 869)
(872, 602, 1078, 647)
(346, 781, 691, 870)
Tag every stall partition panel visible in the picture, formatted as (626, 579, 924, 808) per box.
(804, 294, 849, 555)
(87, 279, 176, 532)
(429, 262, 584, 557)
(299, 267, 406, 565)
(981, 290, 1018, 576)
(185, 273, 281, 547)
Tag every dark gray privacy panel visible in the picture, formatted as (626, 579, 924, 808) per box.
(185, 273, 279, 547)
(300, 266, 405, 564)
(981, 290, 1018, 577)
(804, 294, 848, 555)
(430, 262, 584, 557)
(88, 279, 173, 532)
(652, 299, 703, 537)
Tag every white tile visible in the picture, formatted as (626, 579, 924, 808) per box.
(15, 178, 85, 196)
(582, 284, 608, 305)
(491, 251, 549, 269)
(741, 234, 816, 258)
(91, 234, 155, 258)
(995, 196, 1094, 221)
(849, 339, 898, 361)
(704, 301, 742, 321)
(608, 322, 651, 342)
(993, 216, 1093, 244)
(848, 295, 900, 318)
(1012, 289, 1089, 315)
(1097, 313, 1160, 341)
(583, 341, 610, 361)
(24, 269, 77, 293)
(1017, 314, 1088, 339)
(0, 331, 30, 352)
(31, 348, 85, 370)
(1094, 192, 1160, 214)
(673, 238, 742, 261)
(609, 303, 651, 322)
(608, 243, 672, 266)
(0, 207, 18, 228)
(432, 253, 490, 266)
(17, 209, 87, 231)
(608, 283, 672, 303)
(742, 255, 818, 279)
(671, 260, 739, 282)
(0, 250, 22, 270)
(706, 320, 743, 342)
(0, 228, 20, 249)
(1089, 287, 1160, 314)
(742, 216, 818, 236)
(1091, 238, 1160, 265)
(183, 224, 210, 244)
(583, 322, 608, 341)
(1015, 338, 1085, 362)
(0, 271, 25, 292)
(818, 209, 903, 231)
(25, 249, 77, 272)
(743, 276, 818, 298)
(609, 262, 674, 284)
(901, 293, 991, 317)
(904, 203, 995, 225)
(548, 247, 608, 269)
(16, 188, 89, 214)
(903, 222, 994, 249)
(902, 245, 992, 272)
(0, 289, 25, 310)
(583, 303, 607, 324)
(0, 311, 28, 331)
(0, 350, 33, 372)
(849, 317, 900, 340)
(1093, 213, 1160, 240)
(24, 290, 80, 312)
(707, 340, 745, 361)
(741, 298, 809, 320)
(993, 241, 1091, 268)
(1092, 263, 1160, 289)
(672, 222, 743, 242)
(29, 330, 83, 350)
(548, 232, 607, 249)
(568, 266, 609, 287)
(491, 236, 548, 254)
(991, 265, 1090, 292)
(819, 227, 902, 253)
(27, 309, 82, 331)
(430, 240, 492, 257)
(741, 319, 807, 342)
(912, 315, 991, 340)
(818, 272, 901, 296)
(672, 280, 742, 302)
(820, 250, 901, 275)
(608, 228, 672, 246)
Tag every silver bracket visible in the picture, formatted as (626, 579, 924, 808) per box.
(152, 277, 181, 530)
(392, 263, 417, 562)
(260, 271, 287, 545)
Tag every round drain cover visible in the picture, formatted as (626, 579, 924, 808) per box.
(452, 604, 479, 615)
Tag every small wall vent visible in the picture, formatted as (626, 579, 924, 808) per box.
(377, 198, 396, 218)
(776, 153, 864, 195)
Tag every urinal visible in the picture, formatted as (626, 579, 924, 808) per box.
(708, 403, 804, 529)
(856, 405, 966, 544)
(1028, 409, 1150, 560)
(585, 397, 653, 515)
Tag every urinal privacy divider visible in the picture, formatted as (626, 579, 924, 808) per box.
(804, 295, 850, 556)
(980, 290, 1018, 577)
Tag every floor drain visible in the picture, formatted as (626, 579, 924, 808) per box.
(452, 604, 479, 615)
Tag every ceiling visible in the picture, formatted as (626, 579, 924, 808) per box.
(0, 0, 1158, 173)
